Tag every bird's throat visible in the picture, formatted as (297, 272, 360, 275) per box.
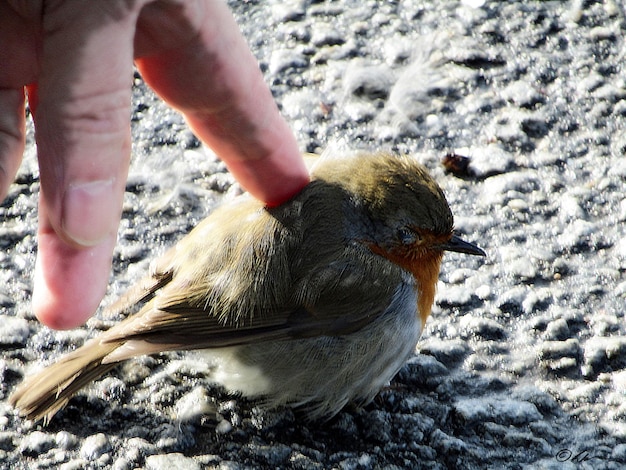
(410, 253, 443, 325)
(368, 244, 443, 326)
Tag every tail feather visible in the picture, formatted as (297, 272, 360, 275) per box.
(10, 339, 122, 424)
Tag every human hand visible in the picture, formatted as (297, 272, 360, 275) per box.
(0, 0, 310, 330)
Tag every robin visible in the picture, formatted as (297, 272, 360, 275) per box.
(10, 152, 485, 423)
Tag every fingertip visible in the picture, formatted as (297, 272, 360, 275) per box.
(32, 284, 96, 330)
(221, 148, 310, 207)
(262, 170, 310, 207)
(33, 231, 115, 330)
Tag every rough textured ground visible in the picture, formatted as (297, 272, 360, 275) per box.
(1, 1, 626, 469)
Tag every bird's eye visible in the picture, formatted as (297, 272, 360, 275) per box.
(397, 228, 419, 245)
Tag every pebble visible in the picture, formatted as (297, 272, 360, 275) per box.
(538, 339, 581, 361)
(558, 192, 586, 221)
(123, 436, 156, 462)
(270, 0, 306, 22)
(480, 171, 541, 206)
(401, 354, 449, 381)
(80, 433, 111, 460)
(491, 109, 536, 150)
(610, 370, 626, 393)
(544, 318, 570, 341)
(474, 284, 492, 300)
(496, 286, 530, 315)
(437, 285, 474, 307)
(500, 80, 545, 108)
(113, 457, 133, 470)
(614, 237, 626, 259)
(583, 337, 626, 375)
(447, 268, 477, 284)
(512, 386, 559, 415)
(19, 431, 56, 456)
(268, 49, 308, 75)
(343, 61, 394, 100)
(543, 357, 578, 374)
(566, 382, 606, 405)
(557, 219, 598, 251)
(95, 376, 128, 402)
(429, 428, 468, 454)
(522, 288, 553, 314)
(503, 431, 551, 457)
(612, 444, 626, 462)
(175, 386, 214, 423)
(281, 89, 324, 120)
(454, 397, 542, 425)
(418, 339, 472, 367)
(0, 316, 30, 346)
(289, 452, 325, 469)
(577, 72, 605, 95)
(459, 315, 506, 341)
(55, 431, 78, 451)
(590, 312, 621, 336)
(538, 340, 581, 375)
(215, 419, 233, 435)
(0, 432, 14, 452)
(145, 453, 201, 470)
(386, 59, 447, 123)
(503, 256, 538, 281)
(60, 459, 89, 470)
(245, 443, 293, 467)
(310, 23, 346, 47)
(0, 292, 15, 309)
(507, 198, 528, 211)
(343, 100, 377, 123)
(455, 144, 514, 179)
(154, 422, 195, 451)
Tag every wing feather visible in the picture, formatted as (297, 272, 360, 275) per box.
(101, 182, 408, 356)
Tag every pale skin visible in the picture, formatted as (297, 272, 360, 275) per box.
(0, 0, 310, 330)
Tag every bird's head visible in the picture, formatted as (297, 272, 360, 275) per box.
(312, 152, 485, 322)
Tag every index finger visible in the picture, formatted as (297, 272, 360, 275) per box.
(135, 0, 309, 206)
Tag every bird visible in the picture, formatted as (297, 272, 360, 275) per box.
(10, 151, 485, 423)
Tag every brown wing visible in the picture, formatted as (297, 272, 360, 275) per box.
(102, 248, 406, 354)
(100, 183, 408, 358)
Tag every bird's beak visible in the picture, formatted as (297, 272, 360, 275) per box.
(440, 234, 486, 256)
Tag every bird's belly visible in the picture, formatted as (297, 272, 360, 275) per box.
(200, 281, 421, 419)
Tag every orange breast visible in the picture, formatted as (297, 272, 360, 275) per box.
(407, 253, 443, 325)
(368, 244, 443, 326)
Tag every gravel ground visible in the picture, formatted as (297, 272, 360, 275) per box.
(2, 0, 626, 469)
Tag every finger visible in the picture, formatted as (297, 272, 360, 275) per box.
(1, 1, 43, 200)
(0, 88, 26, 201)
(31, 1, 144, 328)
(33, 198, 117, 329)
(33, 1, 140, 247)
(135, 1, 309, 206)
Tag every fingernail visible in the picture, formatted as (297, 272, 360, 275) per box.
(62, 178, 116, 246)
